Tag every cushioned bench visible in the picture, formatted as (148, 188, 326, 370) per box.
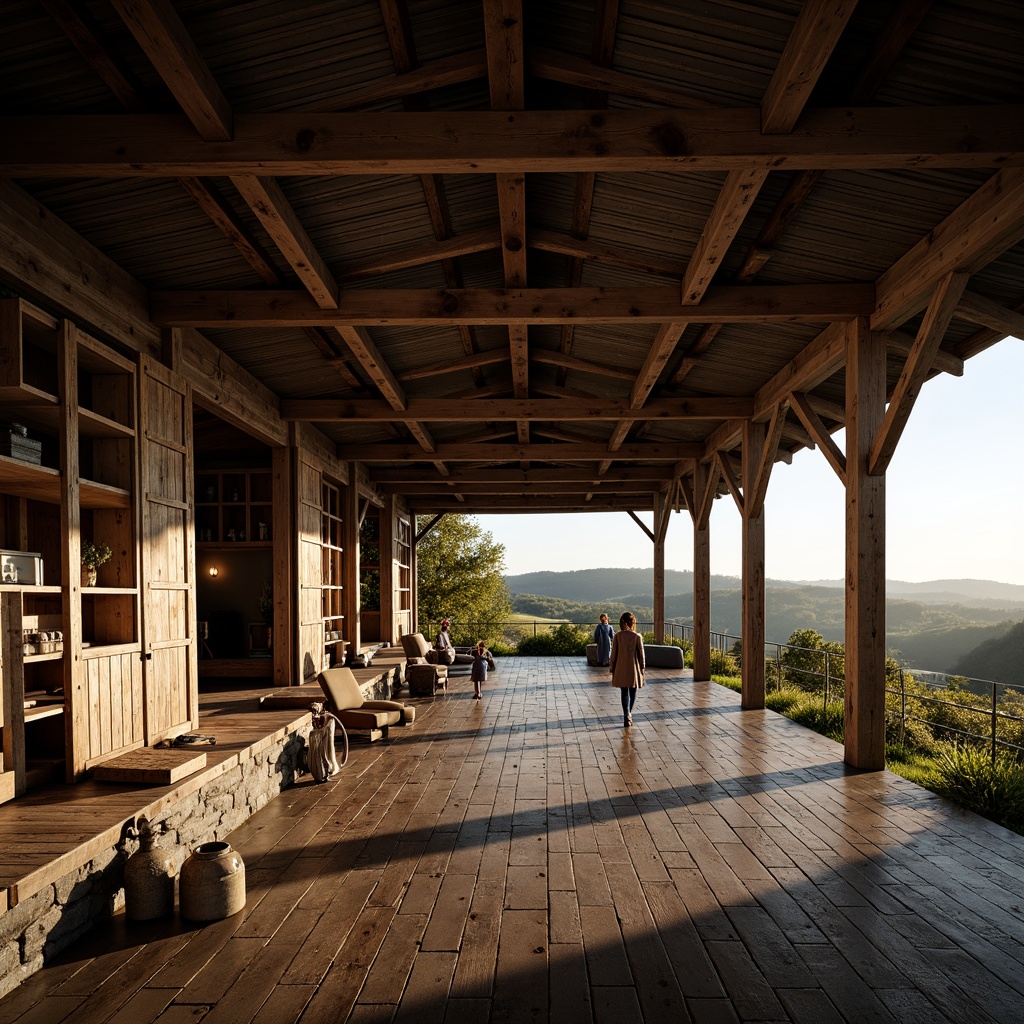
(644, 644, 685, 669)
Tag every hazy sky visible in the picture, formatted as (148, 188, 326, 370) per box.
(477, 337, 1024, 586)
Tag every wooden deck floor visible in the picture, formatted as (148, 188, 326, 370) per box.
(2, 658, 1024, 1023)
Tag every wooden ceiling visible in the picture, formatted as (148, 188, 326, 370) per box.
(2, 0, 1022, 515)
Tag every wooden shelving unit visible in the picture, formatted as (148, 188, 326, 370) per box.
(0, 298, 145, 796)
(195, 469, 273, 546)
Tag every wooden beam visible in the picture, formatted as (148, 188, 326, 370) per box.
(332, 326, 406, 409)
(5, 106, 1021, 175)
(340, 227, 499, 281)
(531, 349, 636, 381)
(681, 170, 769, 304)
(530, 227, 683, 279)
(528, 46, 713, 110)
(746, 401, 787, 516)
(398, 349, 508, 382)
(150, 283, 875, 327)
(370, 466, 674, 484)
(789, 391, 847, 484)
(108, 0, 232, 141)
(406, 495, 660, 512)
(869, 271, 969, 476)
(630, 324, 688, 407)
(716, 450, 744, 513)
(229, 177, 339, 308)
(627, 510, 655, 543)
(0, 182, 160, 357)
(415, 513, 444, 545)
(879, 330, 964, 376)
(761, 0, 860, 134)
(872, 167, 1024, 331)
(954, 290, 1024, 339)
(694, 456, 721, 530)
(335, 441, 703, 462)
(40, 0, 149, 111)
(300, 49, 488, 112)
(385, 479, 660, 495)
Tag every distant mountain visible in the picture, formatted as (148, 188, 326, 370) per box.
(506, 569, 1024, 610)
(791, 577, 1024, 608)
(951, 621, 1024, 686)
(505, 568, 1024, 678)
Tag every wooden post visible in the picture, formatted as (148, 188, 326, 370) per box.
(693, 525, 711, 682)
(689, 459, 714, 682)
(58, 320, 85, 780)
(844, 317, 887, 770)
(740, 420, 766, 710)
(653, 490, 666, 642)
(271, 445, 293, 685)
(344, 468, 361, 656)
(378, 494, 395, 642)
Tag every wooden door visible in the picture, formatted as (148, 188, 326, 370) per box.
(139, 357, 197, 741)
(297, 457, 325, 680)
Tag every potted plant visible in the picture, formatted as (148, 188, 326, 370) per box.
(81, 540, 112, 587)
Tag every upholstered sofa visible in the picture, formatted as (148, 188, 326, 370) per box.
(318, 666, 416, 741)
(398, 633, 449, 696)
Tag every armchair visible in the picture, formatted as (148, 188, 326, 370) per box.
(399, 633, 449, 696)
(318, 667, 416, 742)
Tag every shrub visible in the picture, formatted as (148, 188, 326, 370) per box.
(709, 648, 739, 676)
(934, 744, 1024, 831)
(517, 622, 590, 656)
(786, 697, 845, 742)
(765, 688, 806, 715)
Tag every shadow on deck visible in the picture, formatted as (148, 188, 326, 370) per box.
(1, 657, 1023, 1022)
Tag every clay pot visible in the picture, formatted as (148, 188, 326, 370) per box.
(124, 818, 175, 921)
(179, 841, 246, 921)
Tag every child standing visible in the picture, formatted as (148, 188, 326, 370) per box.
(471, 640, 488, 699)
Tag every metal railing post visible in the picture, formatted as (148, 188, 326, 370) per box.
(992, 682, 998, 763)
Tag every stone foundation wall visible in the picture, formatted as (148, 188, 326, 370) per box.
(0, 724, 311, 998)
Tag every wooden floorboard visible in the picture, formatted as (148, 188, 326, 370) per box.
(2, 658, 1024, 1022)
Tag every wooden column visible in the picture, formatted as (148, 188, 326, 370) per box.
(693, 525, 711, 682)
(653, 490, 667, 642)
(58, 321, 84, 780)
(740, 420, 766, 710)
(344, 470, 361, 656)
(271, 445, 293, 685)
(378, 494, 395, 643)
(689, 460, 714, 682)
(844, 317, 887, 769)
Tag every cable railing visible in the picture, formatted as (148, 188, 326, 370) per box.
(423, 617, 1023, 760)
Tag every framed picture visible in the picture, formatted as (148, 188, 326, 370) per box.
(0, 549, 44, 586)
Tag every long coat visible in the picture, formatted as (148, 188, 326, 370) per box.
(609, 629, 645, 689)
(593, 622, 614, 665)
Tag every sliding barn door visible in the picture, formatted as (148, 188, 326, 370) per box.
(139, 357, 197, 741)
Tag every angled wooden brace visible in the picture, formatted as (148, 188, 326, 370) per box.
(869, 270, 970, 476)
(694, 457, 721, 530)
(745, 401, 788, 517)
(789, 391, 847, 484)
(716, 449, 745, 513)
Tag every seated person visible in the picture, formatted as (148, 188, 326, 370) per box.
(434, 618, 457, 665)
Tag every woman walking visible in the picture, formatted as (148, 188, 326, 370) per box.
(609, 611, 645, 727)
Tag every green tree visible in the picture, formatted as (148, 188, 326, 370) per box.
(416, 515, 512, 643)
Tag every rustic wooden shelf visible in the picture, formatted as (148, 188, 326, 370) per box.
(78, 407, 135, 440)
